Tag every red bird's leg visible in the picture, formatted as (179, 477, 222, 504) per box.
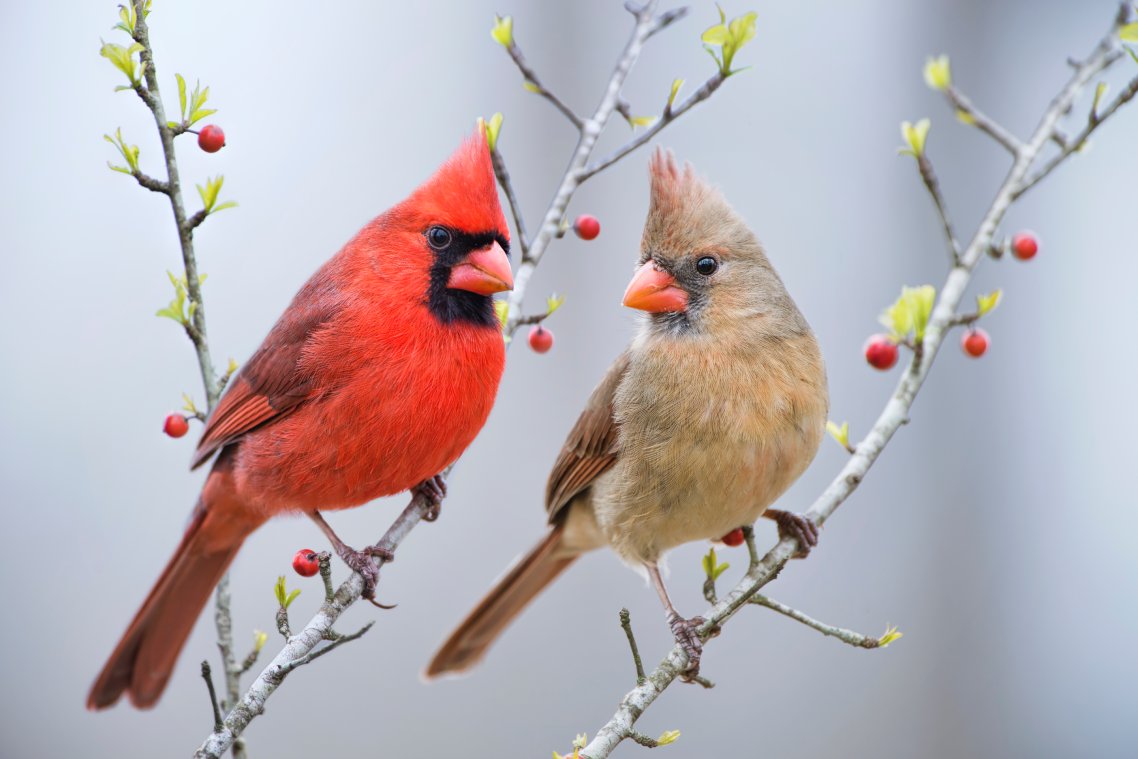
(308, 511, 396, 609)
(762, 509, 819, 558)
(413, 473, 448, 522)
(646, 562, 706, 680)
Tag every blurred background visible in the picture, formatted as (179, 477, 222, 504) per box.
(2, 1, 1136, 756)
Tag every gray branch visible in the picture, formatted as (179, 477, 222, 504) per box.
(580, 7, 1134, 757)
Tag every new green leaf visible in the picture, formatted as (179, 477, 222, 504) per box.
(702, 7, 758, 76)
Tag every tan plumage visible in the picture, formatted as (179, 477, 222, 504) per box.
(428, 149, 827, 678)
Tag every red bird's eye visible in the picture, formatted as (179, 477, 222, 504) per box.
(427, 226, 453, 250)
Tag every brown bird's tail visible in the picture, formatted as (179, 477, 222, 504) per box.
(426, 525, 576, 678)
(87, 466, 263, 710)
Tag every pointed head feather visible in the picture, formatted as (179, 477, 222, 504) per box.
(643, 147, 753, 262)
(398, 128, 509, 241)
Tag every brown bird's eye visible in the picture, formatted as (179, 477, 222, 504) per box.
(695, 256, 718, 276)
(427, 226, 452, 250)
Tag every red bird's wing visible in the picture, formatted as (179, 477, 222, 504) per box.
(545, 350, 630, 522)
(191, 296, 340, 470)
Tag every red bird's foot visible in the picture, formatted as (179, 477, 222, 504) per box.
(764, 508, 819, 558)
(414, 474, 448, 522)
(668, 613, 707, 680)
(308, 511, 397, 608)
(336, 544, 397, 609)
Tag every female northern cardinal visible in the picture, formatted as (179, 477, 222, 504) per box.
(427, 149, 828, 679)
(89, 130, 514, 710)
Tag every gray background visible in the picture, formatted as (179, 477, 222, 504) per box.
(2, 1, 1136, 757)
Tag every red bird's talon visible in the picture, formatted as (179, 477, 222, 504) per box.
(366, 597, 398, 610)
(413, 474, 447, 521)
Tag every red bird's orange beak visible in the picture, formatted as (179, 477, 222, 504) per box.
(447, 241, 514, 295)
(622, 261, 688, 313)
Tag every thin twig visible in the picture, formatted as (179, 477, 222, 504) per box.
(750, 595, 887, 649)
(503, 41, 583, 130)
(619, 609, 647, 686)
(916, 154, 961, 266)
(200, 661, 223, 733)
(317, 552, 335, 603)
(1015, 71, 1138, 199)
(577, 72, 725, 183)
(130, 0, 219, 408)
(279, 622, 374, 675)
(943, 85, 1025, 156)
(580, 9, 1135, 758)
(491, 147, 529, 258)
(505, 1, 726, 333)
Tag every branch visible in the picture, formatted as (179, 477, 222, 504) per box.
(503, 39, 583, 129)
(131, 0, 219, 409)
(943, 85, 1024, 155)
(194, 491, 434, 758)
(505, 1, 730, 334)
(916, 153, 961, 265)
(490, 146, 529, 259)
(577, 71, 725, 183)
(750, 595, 898, 649)
(580, 9, 1134, 758)
(1015, 69, 1138, 199)
(619, 609, 647, 686)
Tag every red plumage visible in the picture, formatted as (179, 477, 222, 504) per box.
(89, 131, 512, 710)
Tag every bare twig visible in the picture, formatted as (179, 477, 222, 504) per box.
(505, 1, 728, 333)
(503, 40, 583, 130)
(490, 147, 529, 259)
(943, 85, 1025, 156)
(619, 609, 647, 686)
(580, 9, 1135, 758)
(577, 72, 725, 183)
(916, 154, 961, 265)
(750, 595, 893, 649)
(130, 0, 219, 408)
(200, 661, 223, 732)
(1015, 71, 1138, 199)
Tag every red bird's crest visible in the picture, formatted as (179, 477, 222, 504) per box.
(400, 129, 509, 242)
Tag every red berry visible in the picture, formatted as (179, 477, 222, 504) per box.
(1011, 231, 1038, 261)
(720, 528, 745, 547)
(528, 325, 554, 353)
(198, 124, 226, 153)
(863, 334, 899, 371)
(292, 549, 320, 577)
(163, 413, 189, 438)
(962, 328, 989, 358)
(573, 214, 600, 241)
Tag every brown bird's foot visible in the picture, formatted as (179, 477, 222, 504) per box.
(413, 474, 448, 522)
(763, 508, 819, 558)
(308, 511, 397, 609)
(668, 613, 707, 680)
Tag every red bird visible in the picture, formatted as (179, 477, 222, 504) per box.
(88, 131, 513, 710)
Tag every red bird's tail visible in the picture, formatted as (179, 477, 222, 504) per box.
(425, 525, 577, 678)
(87, 463, 264, 710)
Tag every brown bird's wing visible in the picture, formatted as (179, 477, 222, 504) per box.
(544, 350, 630, 522)
(191, 295, 341, 470)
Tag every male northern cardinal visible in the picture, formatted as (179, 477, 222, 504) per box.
(427, 149, 827, 678)
(89, 130, 514, 710)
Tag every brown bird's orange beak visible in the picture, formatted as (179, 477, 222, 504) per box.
(447, 241, 514, 295)
(622, 261, 688, 313)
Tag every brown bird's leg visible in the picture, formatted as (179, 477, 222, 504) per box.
(646, 563, 706, 679)
(308, 511, 396, 609)
(413, 473, 447, 522)
(762, 508, 819, 558)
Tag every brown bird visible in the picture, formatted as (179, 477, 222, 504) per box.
(427, 149, 828, 678)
